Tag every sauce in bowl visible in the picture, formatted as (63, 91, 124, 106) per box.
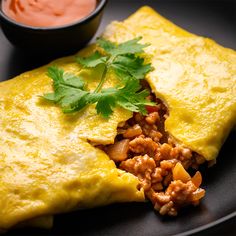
(1, 0, 97, 27)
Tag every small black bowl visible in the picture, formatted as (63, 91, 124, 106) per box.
(0, 0, 107, 55)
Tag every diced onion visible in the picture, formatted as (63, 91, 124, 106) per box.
(106, 139, 130, 162)
(172, 162, 191, 183)
(191, 171, 202, 188)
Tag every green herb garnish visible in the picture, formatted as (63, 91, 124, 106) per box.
(43, 37, 155, 118)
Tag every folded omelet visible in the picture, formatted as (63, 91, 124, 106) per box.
(103, 6, 236, 160)
(0, 49, 144, 230)
(0, 6, 235, 230)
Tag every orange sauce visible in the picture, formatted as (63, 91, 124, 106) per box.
(2, 0, 97, 27)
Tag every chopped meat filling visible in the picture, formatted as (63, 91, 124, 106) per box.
(100, 92, 206, 216)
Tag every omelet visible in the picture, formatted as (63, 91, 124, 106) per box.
(0, 6, 236, 230)
(103, 6, 236, 160)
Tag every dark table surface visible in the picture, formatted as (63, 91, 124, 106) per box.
(1, 0, 236, 235)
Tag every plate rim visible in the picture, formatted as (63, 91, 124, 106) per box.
(173, 212, 236, 236)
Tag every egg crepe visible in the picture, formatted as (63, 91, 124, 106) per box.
(0, 6, 236, 230)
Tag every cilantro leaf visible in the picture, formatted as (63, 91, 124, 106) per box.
(63, 72, 85, 89)
(43, 38, 156, 118)
(95, 90, 117, 118)
(43, 93, 56, 101)
(76, 51, 108, 68)
(61, 91, 89, 113)
(94, 80, 155, 118)
(77, 37, 152, 92)
(111, 54, 153, 81)
(47, 66, 85, 91)
(96, 38, 116, 54)
(97, 37, 149, 56)
(116, 79, 155, 115)
(43, 66, 89, 113)
(47, 66, 64, 85)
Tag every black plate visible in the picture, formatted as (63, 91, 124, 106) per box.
(1, 0, 236, 235)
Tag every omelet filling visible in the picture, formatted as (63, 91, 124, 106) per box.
(100, 83, 206, 216)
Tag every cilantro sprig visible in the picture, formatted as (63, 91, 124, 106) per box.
(43, 37, 155, 118)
